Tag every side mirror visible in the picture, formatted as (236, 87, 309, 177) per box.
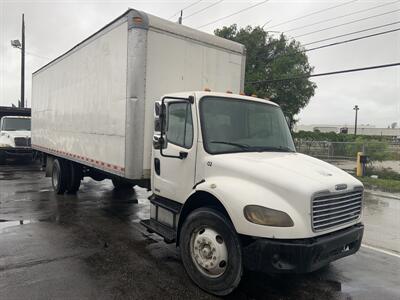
(153, 134, 161, 149)
(154, 101, 166, 134)
(154, 101, 161, 117)
(154, 117, 161, 132)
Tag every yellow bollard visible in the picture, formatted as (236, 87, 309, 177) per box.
(356, 152, 363, 177)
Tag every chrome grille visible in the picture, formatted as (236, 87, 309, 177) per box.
(14, 137, 31, 147)
(312, 188, 363, 232)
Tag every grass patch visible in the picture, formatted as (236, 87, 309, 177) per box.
(358, 177, 400, 193)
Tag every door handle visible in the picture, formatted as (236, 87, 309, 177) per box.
(154, 158, 160, 175)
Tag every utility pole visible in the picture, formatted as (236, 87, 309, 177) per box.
(21, 14, 25, 108)
(353, 105, 359, 136)
(178, 10, 183, 24)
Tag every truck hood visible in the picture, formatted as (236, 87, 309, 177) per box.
(207, 152, 362, 197)
(0, 130, 31, 147)
(1, 130, 31, 138)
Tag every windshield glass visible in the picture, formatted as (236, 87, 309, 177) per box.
(1, 118, 31, 131)
(200, 97, 295, 154)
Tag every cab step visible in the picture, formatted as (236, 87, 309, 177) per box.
(140, 219, 176, 244)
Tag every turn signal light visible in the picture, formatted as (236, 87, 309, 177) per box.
(204, 88, 211, 92)
(226, 90, 232, 94)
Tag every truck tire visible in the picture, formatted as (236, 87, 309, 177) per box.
(112, 177, 134, 190)
(0, 150, 6, 164)
(180, 207, 243, 296)
(52, 159, 69, 194)
(66, 163, 82, 194)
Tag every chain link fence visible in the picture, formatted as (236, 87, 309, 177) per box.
(295, 140, 400, 162)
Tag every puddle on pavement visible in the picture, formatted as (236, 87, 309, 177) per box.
(0, 219, 38, 230)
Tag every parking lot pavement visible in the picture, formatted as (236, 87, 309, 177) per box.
(1, 163, 399, 300)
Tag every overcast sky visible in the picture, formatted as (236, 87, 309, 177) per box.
(0, 0, 399, 127)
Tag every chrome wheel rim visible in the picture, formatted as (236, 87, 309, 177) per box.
(52, 167, 59, 188)
(190, 227, 228, 278)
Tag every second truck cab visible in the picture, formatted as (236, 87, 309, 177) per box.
(0, 116, 32, 164)
(142, 91, 364, 295)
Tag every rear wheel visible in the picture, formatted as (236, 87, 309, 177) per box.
(180, 208, 243, 296)
(66, 163, 82, 194)
(52, 159, 69, 194)
(0, 150, 6, 164)
(112, 177, 134, 190)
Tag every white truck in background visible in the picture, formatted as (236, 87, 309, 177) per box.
(32, 9, 364, 296)
(0, 116, 32, 164)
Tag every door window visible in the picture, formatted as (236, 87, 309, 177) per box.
(167, 102, 193, 149)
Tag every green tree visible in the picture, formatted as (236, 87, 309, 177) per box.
(215, 25, 316, 128)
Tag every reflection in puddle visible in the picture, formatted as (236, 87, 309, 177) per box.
(0, 219, 38, 230)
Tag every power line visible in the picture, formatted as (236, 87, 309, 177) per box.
(263, 27, 400, 64)
(303, 21, 400, 46)
(305, 28, 400, 52)
(293, 8, 400, 39)
(168, 0, 203, 20)
(197, 0, 270, 29)
(284, 0, 400, 33)
(184, 0, 224, 20)
(265, 0, 358, 29)
(247, 63, 400, 84)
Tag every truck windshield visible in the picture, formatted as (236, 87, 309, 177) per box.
(1, 118, 31, 131)
(200, 97, 295, 154)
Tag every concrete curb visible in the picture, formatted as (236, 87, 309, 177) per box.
(365, 189, 400, 200)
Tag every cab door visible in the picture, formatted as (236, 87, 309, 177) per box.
(152, 99, 197, 204)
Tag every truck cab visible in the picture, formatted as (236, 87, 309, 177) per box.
(142, 91, 364, 295)
(0, 116, 32, 164)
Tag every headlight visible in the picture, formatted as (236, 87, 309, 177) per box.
(244, 205, 294, 227)
(0, 143, 11, 148)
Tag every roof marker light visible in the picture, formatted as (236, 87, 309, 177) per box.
(133, 17, 143, 24)
(204, 88, 211, 92)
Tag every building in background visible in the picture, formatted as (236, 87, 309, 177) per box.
(295, 124, 400, 139)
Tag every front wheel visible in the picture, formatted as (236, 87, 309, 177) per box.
(180, 208, 243, 296)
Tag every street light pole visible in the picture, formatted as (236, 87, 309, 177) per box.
(178, 10, 183, 24)
(21, 13, 25, 108)
(353, 105, 359, 136)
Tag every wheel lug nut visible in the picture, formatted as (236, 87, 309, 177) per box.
(213, 257, 216, 260)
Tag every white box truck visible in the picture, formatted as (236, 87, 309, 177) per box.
(32, 9, 364, 296)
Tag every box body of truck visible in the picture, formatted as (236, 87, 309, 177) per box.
(31, 9, 246, 180)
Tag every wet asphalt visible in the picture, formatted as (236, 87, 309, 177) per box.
(0, 163, 399, 300)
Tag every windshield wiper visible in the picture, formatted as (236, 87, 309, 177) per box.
(251, 146, 295, 152)
(209, 140, 250, 150)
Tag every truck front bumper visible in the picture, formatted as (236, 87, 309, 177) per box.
(242, 223, 364, 273)
(0, 147, 32, 158)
